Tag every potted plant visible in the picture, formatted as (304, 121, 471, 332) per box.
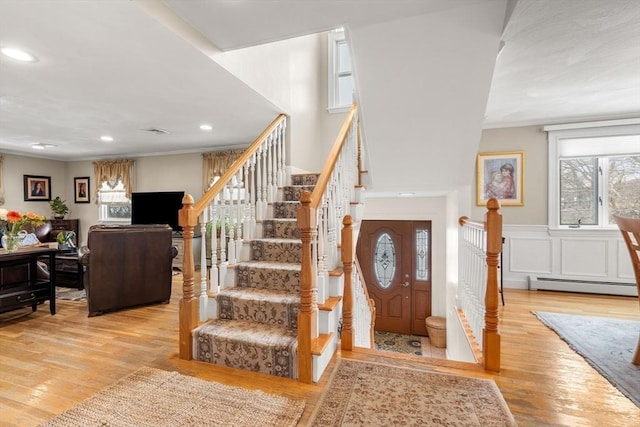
(49, 196, 69, 219)
(56, 230, 76, 250)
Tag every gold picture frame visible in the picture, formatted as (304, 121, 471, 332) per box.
(476, 151, 525, 206)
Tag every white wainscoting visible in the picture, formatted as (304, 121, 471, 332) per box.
(501, 225, 637, 296)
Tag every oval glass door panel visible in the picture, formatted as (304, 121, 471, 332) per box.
(374, 232, 396, 288)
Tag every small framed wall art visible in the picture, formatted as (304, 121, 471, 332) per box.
(74, 177, 90, 203)
(24, 175, 51, 201)
(476, 151, 525, 206)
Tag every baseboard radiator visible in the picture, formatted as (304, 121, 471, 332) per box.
(528, 276, 637, 297)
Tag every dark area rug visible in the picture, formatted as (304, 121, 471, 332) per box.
(55, 287, 86, 301)
(534, 311, 640, 408)
(374, 331, 423, 356)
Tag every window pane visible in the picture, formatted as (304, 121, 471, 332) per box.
(337, 75, 354, 106)
(337, 41, 351, 73)
(415, 229, 428, 280)
(374, 233, 396, 289)
(559, 158, 597, 225)
(608, 155, 640, 220)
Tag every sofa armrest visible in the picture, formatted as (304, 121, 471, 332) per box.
(171, 246, 178, 260)
(79, 246, 90, 266)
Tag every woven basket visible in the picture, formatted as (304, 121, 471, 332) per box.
(425, 316, 446, 348)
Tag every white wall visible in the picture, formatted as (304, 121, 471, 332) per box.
(213, 32, 345, 174)
(3, 153, 67, 217)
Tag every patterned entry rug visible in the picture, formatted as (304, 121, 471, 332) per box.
(310, 359, 516, 426)
(374, 331, 423, 356)
(534, 311, 640, 408)
(40, 366, 305, 427)
(55, 287, 86, 301)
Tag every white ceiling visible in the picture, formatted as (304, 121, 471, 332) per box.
(0, 0, 638, 161)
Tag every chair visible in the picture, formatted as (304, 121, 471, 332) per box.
(613, 215, 640, 365)
(79, 224, 177, 316)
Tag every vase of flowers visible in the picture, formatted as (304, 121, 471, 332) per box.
(0, 209, 46, 253)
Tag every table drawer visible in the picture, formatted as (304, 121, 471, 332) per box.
(0, 287, 50, 309)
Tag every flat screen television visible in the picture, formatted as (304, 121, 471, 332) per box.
(130, 191, 185, 232)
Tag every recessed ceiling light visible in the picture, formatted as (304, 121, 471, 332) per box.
(200, 124, 213, 131)
(1, 47, 37, 62)
(31, 143, 56, 150)
(100, 135, 114, 142)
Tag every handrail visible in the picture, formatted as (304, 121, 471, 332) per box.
(194, 114, 287, 213)
(177, 113, 287, 360)
(355, 258, 376, 348)
(458, 197, 502, 372)
(310, 104, 358, 210)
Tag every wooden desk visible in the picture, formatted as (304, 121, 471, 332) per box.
(0, 247, 57, 315)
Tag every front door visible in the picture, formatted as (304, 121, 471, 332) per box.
(356, 220, 432, 336)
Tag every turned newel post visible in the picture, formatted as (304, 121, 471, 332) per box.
(483, 197, 502, 372)
(178, 194, 199, 360)
(297, 190, 317, 383)
(341, 215, 354, 351)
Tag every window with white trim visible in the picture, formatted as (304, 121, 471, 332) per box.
(98, 180, 131, 223)
(328, 28, 354, 113)
(546, 119, 640, 229)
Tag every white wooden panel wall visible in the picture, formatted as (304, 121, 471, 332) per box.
(501, 225, 637, 296)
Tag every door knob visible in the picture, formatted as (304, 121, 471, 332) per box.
(401, 281, 410, 287)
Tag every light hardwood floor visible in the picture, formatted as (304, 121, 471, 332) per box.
(1, 279, 638, 426)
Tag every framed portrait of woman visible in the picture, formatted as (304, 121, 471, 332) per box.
(24, 175, 51, 201)
(74, 176, 90, 203)
(476, 151, 525, 206)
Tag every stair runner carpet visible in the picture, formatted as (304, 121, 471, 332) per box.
(193, 174, 318, 379)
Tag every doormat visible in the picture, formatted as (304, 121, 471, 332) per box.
(374, 331, 423, 356)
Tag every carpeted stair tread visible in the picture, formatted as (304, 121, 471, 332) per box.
(194, 319, 298, 378)
(291, 173, 320, 186)
(272, 201, 300, 219)
(263, 218, 300, 239)
(218, 287, 300, 329)
(236, 261, 301, 292)
(283, 185, 316, 202)
(251, 239, 302, 263)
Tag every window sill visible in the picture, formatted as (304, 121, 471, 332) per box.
(327, 105, 351, 114)
(547, 227, 620, 238)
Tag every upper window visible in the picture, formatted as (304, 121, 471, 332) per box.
(328, 29, 354, 113)
(546, 119, 640, 229)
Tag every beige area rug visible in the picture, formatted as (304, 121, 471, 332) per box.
(40, 367, 305, 427)
(310, 359, 517, 426)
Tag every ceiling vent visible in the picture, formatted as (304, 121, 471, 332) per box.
(144, 127, 170, 135)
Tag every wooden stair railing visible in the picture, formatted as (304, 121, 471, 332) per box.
(297, 103, 361, 383)
(458, 198, 502, 372)
(340, 215, 376, 351)
(177, 113, 287, 360)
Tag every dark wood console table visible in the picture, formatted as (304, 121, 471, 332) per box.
(0, 247, 57, 315)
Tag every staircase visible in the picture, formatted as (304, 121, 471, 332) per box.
(192, 173, 322, 379)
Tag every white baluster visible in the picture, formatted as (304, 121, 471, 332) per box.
(209, 204, 219, 295)
(199, 212, 208, 321)
(256, 148, 265, 222)
(235, 169, 243, 264)
(226, 181, 236, 266)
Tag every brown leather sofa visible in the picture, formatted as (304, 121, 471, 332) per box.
(79, 224, 178, 316)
